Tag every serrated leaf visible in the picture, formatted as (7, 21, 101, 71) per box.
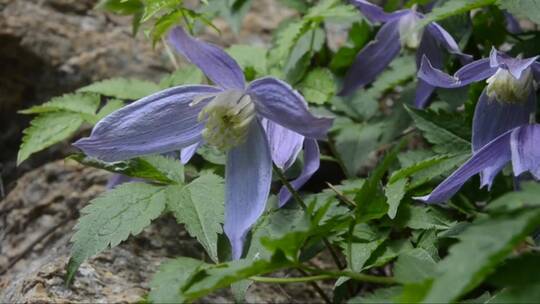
(141, 0, 178, 22)
(487, 252, 540, 287)
(397, 205, 455, 231)
(149, 257, 205, 303)
(78, 78, 160, 100)
(151, 9, 184, 43)
(394, 248, 437, 284)
(226, 45, 268, 79)
(18, 112, 84, 165)
(298, 68, 336, 105)
(488, 283, 540, 303)
(96, 0, 144, 15)
(284, 27, 326, 83)
(419, 0, 496, 27)
(166, 173, 225, 262)
(68, 153, 181, 184)
(385, 179, 407, 219)
(158, 66, 204, 88)
(422, 209, 540, 303)
(95, 99, 125, 120)
(20, 93, 100, 116)
(305, 0, 358, 22)
(486, 182, 540, 213)
(405, 105, 470, 154)
(348, 286, 403, 304)
(270, 20, 308, 68)
(498, 0, 540, 25)
(67, 183, 167, 283)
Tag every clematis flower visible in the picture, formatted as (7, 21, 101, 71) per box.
(74, 27, 333, 259)
(418, 124, 540, 203)
(340, 0, 471, 108)
(418, 49, 540, 202)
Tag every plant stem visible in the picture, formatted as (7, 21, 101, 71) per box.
(272, 164, 344, 270)
(162, 37, 179, 70)
(251, 268, 395, 285)
(251, 274, 332, 284)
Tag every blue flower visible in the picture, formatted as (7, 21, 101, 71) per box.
(74, 27, 333, 259)
(417, 48, 540, 203)
(340, 0, 471, 108)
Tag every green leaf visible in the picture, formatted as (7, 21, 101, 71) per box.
(488, 283, 540, 303)
(385, 179, 407, 219)
(333, 122, 383, 177)
(486, 182, 540, 213)
(68, 154, 181, 184)
(394, 248, 437, 284)
(498, 0, 540, 25)
(151, 9, 184, 43)
(18, 112, 84, 165)
(166, 173, 225, 262)
(95, 99, 125, 120)
(348, 286, 403, 303)
(284, 27, 326, 83)
(141, 0, 178, 22)
(78, 78, 160, 100)
(67, 183, 167, 283)
(149, 257, 205, 303)
(182, 251, 292, 300)
(396, 205, 455, 231)
(487, 252, 540, 287)
(422, 209, 540, 303)
(19, 93, 100, 117)
(405, 105, 470, 154)
(270, 20, 309, 68)
(159, 66, 205, 88)
(345, 226, 389, 271)
(419, 0, 496, 27)
(298, 68, 336, 105)
(305, 0, 359, 22)
(96, 0, 144, 15)
(226, 45, 268, 79)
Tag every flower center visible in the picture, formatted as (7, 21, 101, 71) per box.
(486, 67, 534, 103)
(196, 90, 256, 151)
(398, 12, 423, 49)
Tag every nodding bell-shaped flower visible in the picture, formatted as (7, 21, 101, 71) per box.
(417, 48, 540, 203)
(340, 0, 472, 109)
(74, 27, 333, 260)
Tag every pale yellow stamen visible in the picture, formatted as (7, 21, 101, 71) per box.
(486, 68, 534, 103)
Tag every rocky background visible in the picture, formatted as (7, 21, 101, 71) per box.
(0, 0, 329, 302)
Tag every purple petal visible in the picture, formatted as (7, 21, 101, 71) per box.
(349, 0, 409, 23)
(168, 27, 245, 90)
(489, 48, 539, 79)
(417, 130, 513, 203)
(224, 121, 272, 260)
(263, 119, 304, 170)
(504, 12, 522, 34)
(74, 85, 221, 162)
(472, 89, 535, 187)
(415, 29, 444, 108)
(181, 141, 202, 164)
(425, 23, 473, 63)
(511, 124, 540, 179)
(340, 19, 401, 96)
(248, 77, 333, 139)
(278, 139, 320, 207)
(418, 56, 496, 88)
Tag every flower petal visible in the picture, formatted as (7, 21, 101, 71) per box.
(340, 18, 401, 96)
(349, 0, 409, 23)
(106, 174, 141, 189)
(504, 12, 522, 34)
(425, 23, 473, 63)
(278, 139, 320, 207)
(224, 121, 272, 260)
(263, 119, 304, 170)
(489, 48, 539, 79)
(74, 85, 221, 162)
(472, 89, 535, 187)
(415, 30, 444, 108)
(418, 56, 496, 88)
(248, 77, 333, 139)
(511, 124, 540, 179)
(417, 130, 512, 203)
(181, 141, 202, 164)
(168, 27, 245, 90)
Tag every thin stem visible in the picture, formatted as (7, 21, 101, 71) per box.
(162, 37, 179, 70)
(251, 274, 332, 284)
(297, 268, 332, 304)
(273, 165, 344, 270)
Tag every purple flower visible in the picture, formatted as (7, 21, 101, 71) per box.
(74, 27, 333, 259)
(416, 48, 540, 203)
(340, 0, 472, 108)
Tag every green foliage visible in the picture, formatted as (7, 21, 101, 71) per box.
(166, 173, 225, 262)
(149, 257, 204, 303)
(67, 182, 168, 283)
(298, 68, 336, 105)
(226, 45, 268, 80)
(419, 0, 497, 26)
(78, 78, 160, 100)
(158, 66, 205, 88)
(498, 0, 540, 25)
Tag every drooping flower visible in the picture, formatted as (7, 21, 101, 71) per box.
(74, 27, 333, 259)
(340, 0, 471, 108)
(416, 48, 540, 203)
